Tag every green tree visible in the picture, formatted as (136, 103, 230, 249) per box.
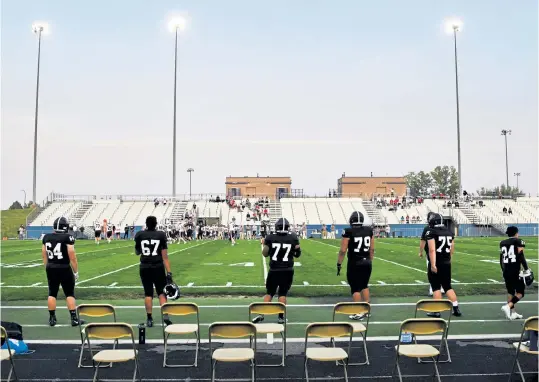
(9, 201, 23, 210)
(477, 184, 523, 197)
(405, 171, 433, 196)
(430, 166, 459, 196)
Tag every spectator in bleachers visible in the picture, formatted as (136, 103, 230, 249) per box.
(503, 207, 508, 214)
(454, 201, 460, 208)
(508, 207, 513, 215)
(163, 199, 167, 206)
(478, 200, 484, 207)
(263, 208, 268, 217)
(405, 215, 410, 224)
(400, 216, 405, 224)
(154, 198, 159, 207)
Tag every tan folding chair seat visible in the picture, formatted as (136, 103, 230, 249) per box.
(0, 327, 17, 382)
(76, 304, 117, 368)
(414, 299, 453, 363)
(85, 323, 141, 382)
(509, 316, 538, 382)
(393, 318, 447, 382)
(209, 322, 257, 382)
(249, 302, 287, 366)
(333, 302, 371, 365)
(304, 322, 354, 382)
(161, 302, 200, 367)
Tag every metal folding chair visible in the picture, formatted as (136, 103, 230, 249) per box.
(393, 318, 447, 382)
(248, 302, 286, 366)
(209, 322, 257, 382)
(161, 302, 200, 367)
(0, 326, 18, 382)
(333, 302, 371, 365)
(414, 299, 453, 363)
(508, 316, 538, 382)
(76, 304, 117, 368)
(85, 323, 141, 382)
(304, 322, 353, 382)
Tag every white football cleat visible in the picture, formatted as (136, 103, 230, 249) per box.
(501, 304, 512, 320)
(510, 311, 523, 320)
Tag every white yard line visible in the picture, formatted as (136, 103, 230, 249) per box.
(4, 300, 536, 309)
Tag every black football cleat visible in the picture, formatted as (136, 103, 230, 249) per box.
(71, 317, 85, 327)
(427, 312, 441, 318)
(146, 317, 154, 328)
(452, 306, 462, 317)
(49, 316, 57, 327)
(163, 318, 173, 326)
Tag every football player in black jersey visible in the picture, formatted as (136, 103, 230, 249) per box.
(253, 218, 300, 324)
(260, 222, 268, 251)
(135, 216, 174, 327)
(41, 217, 81, 327)
(500, 226, 530, 320)
(419, 211, 444, 296)
(424, 213, 461, 316)
(337, 211, 374, 320)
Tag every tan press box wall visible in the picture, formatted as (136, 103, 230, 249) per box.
(225, 176, 292, 198)
(338, 176, 406, 197)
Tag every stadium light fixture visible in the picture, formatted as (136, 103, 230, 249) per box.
(445, 19, 462, 34)
(31, 21, 49, 206)
(168, 16, 187, 33)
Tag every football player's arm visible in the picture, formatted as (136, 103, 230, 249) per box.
(134, 234, 142, 255)
(337, 237, 348, 269)
(419, 240, 425, 258)
(519, 250, 529, 271)
(41, 245, 48, 266)
(427, 238, 437, 272)
(162, 250, 172, 274)
(369, 235, 375, 260)
(67, 245, 78, 274)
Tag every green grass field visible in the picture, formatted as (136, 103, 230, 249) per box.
(0, 208, 34, 238)
(1, 236, 537, 341)
(1, 236, 537, 300)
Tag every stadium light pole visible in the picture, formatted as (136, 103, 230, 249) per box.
(31, 22, 48, 206)
(187, 168, 194, 199)
(514, 172, 521, 190)
(501, 129, 511, 187)
(169, 16, 187, 197)
(21, 190, 27, 207)
(447, 20, 463, 196)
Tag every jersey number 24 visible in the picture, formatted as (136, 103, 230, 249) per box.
(501, 245, 516, 263)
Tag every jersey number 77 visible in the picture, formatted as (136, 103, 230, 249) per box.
(272, 243, 292, 262)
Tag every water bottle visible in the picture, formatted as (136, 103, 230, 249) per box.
(401, 332, 413, 344)
(138, 324, 146, 345)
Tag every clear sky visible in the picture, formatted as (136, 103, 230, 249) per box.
(1, 0, 537, 208)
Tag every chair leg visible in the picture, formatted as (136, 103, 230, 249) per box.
(211, 359, 217, 382)
(515, 358, 525, 382)
(9, 357, 18, 382)
(281, 332, 286, 366)
(508, 351, 519, 382)
(251, 359, 255, 382)
(163, 333, 168, 367)
(304, 357, 309, 382)
(392, 355, 403, 382)
(92, 362, 101, 382)
(444, 337, 452, 363)
(343, 360, 349, 382)
(7, 365, 12, 382)
(195, 331, 200, 367)
(432, 357, 441, 382)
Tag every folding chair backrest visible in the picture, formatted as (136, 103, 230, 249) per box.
(524, 316, 539, 332)
(306, 323, 353, 338)
(333, 302, 370, 318)
(209, 322, 256, 339)
(415, 300, 453, 315)
(77, 304, 116, 319)
(85, 323, 134, 340)
(400, 319, 446, 336)
(162, 302, 198, 316)
(249, 302, 285, 316)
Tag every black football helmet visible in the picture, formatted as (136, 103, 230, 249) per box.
(426, 211, 436, 222)
(349, 211, 364, 226)
(53, 217, 69, 232)
(519, 270, 535, 287)
(275, 218, 290, 233)
(428, 213, 444, 228)
(164, 283, 180, 300)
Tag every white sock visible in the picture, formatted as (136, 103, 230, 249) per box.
(452, 301, 458, 307)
